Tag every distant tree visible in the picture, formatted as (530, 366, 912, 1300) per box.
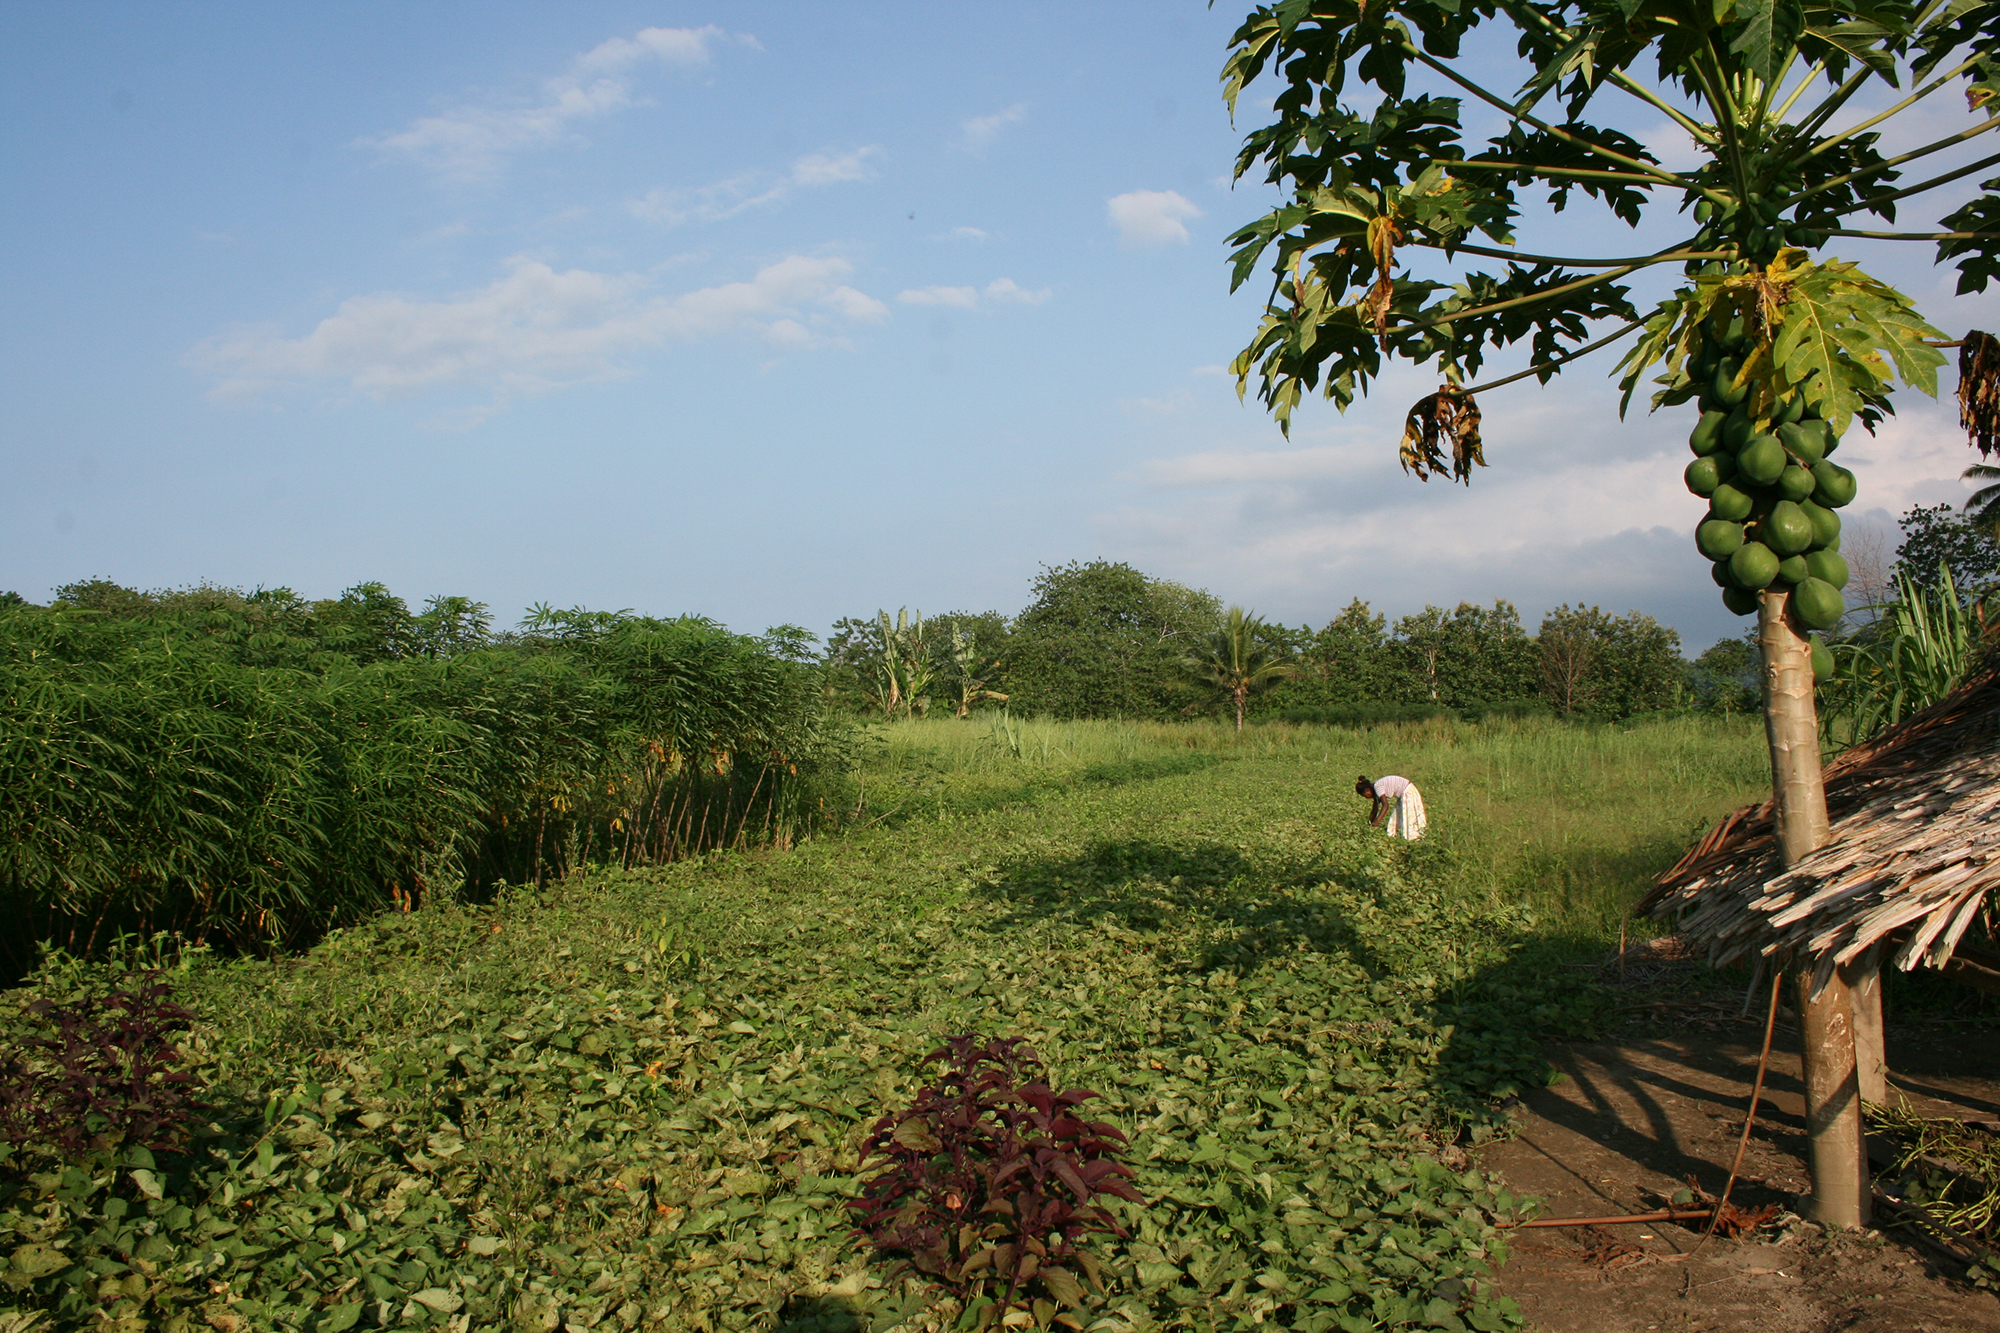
(822, 615, 885, 711)
(0, 592, 26, 608)
(1535, 605, 1682, 716)
(1006, 561, 1219, 718)
(1311, 599, 1395, 700)
(1597, 611, 1684, 715)
(1686, 634, 1762, 715)
(1893, 503, 2000, 597)
(53, 577, 154, 617)
(1392, 601, 1536, 708)
(1186, 607, 1297, 730)
(1537, 605, 1605, 715)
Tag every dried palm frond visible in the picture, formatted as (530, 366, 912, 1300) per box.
(1959, 331, 2000, 458)
(1399, 387, 1484, 484)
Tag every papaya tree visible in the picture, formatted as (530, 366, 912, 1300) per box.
(1221, 0, 2000, 1228)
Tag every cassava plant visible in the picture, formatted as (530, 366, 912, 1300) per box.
(847, 1036, 1141, 1331)
(1222, 0, 2000, 1227)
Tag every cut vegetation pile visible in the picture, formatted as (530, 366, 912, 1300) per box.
(0, 717, 1768, 1332)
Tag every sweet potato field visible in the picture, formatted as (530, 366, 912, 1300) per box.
(0, 716, 1767, 1332)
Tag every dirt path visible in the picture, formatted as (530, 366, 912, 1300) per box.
(1477, 1000, 2000, 1333)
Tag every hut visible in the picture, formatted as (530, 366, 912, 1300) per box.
(1636, 643, 2000, 1227)
(1640, 652, 2000, 994)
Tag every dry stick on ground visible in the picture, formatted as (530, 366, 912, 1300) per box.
(1693, 968, 1785, 1258)
(1496, 1208, 1727, 1230)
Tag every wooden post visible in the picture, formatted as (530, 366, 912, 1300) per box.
(1759, 589, 1870, 1229)
(1849, 947, 1888, 1107)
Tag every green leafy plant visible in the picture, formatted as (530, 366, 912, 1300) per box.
(1823, 561, 1992, 740)
(848, 1036, 1142, 1331)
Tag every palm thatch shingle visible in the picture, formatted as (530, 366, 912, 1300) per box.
(1638, 655, 2000, 990)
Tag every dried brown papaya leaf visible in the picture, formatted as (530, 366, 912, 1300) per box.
(1960, 331, 2000, 458)
(1400, 386, 1484, 485)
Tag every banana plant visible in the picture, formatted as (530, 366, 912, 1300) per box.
(872, 608, 939, 720)
(941, 622, 1010, 718)
(1222, 0, 2000, 1228)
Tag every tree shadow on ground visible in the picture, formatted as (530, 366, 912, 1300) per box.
(970, 835, 1612, 1142)
(968, 836, 1413, 976)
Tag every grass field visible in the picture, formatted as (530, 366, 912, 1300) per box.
(0, 714, 1771, 1333)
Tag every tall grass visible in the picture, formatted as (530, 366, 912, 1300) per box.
(1823, 563, 1992, 745)
(0, 603, 849, 974)
(856, 709, 1769, 943)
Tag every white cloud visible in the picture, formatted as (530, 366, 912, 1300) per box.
(951, 226, 989, 241)
(790, 146, 880, 185)
(960, 103, 1026, 150)
(1107, 190, 1202, 247)
(630, 146, 880, 226)
(895, 278, 1049, 309)
(366, 25, 745, 180)
(898, 285, 980, 308)
(983, 277, 1049, 305)
(190, 254, 883, 408)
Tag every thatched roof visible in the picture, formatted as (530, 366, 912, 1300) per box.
(1638, 654, 2000, 988)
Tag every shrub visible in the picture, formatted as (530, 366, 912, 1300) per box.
(848, 1036, 1141, 1331)
(1267, 702, 1454, 728)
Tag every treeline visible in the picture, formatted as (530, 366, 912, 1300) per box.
(0, 580, 845, 975)
(824, 559, 1706, 722)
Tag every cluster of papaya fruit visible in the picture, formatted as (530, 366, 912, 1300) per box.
(1682, 309, 1852, 670)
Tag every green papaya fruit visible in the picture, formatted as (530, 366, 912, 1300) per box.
(1738, 434, 1786, 484)
(1713, 357, 1749, 405)
(1686, 457, 1726, 496)
(1730, 541, 1780, 589)
(1810, 633, 1834, 682)
(1690, 411, 1727, 455)
(1805, 549, 1849, 589)
(1711, 558, 1735, 588)
(1776, 420, 1823, 465)
(1722, 586, 1760, 616)
(1695, 199, 1714, 223)
(1776, 464, 1816, 502)
(1800, 498, 1840, 549)
(1777, 394, 1805, 426)
(1715, 308, 1750, 351)
(1811, 459, 1857, 508)
(1697, 518, 1746, 560)
(1707, 483, 1753, 522)
(1792, 577, 1845, 630)
(1764, 500, 1814, 555)
(1721, 406, 1755, 453)
(1776, 553, 1810, 583)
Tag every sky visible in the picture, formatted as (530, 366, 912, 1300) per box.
(3, 2, 1997, 653)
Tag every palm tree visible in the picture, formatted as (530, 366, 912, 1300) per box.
(1185, 607, 1296, 731)
(1968, 464, 2000, 541)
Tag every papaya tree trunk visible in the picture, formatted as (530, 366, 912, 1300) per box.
(1759, 588, 1870, 1229)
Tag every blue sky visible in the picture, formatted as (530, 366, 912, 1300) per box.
(4, 3, 1995, 653)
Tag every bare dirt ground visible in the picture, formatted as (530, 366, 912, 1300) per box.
(1477, 960, 2000, 1333)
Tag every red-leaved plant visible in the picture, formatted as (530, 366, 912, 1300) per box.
(0, 973, 201, 1170)
(848, 1035, 1141, 1331)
